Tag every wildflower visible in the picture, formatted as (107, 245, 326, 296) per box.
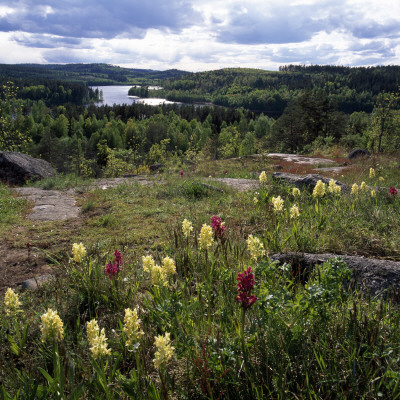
(199, 224, 213, 250)
(328, 179, 341, 195)
(150, 265, 167, 286)
(292, 187, 301, 196)
(253, 196, 258, 204)
(182, 219, 193, 238)
(246, 234, 265, 260)
(123, 308, 144, 347)
(4, 288, 22, 316)
(162, 256, 176, 277)
(379, 176, 385, 182)
(180, 170, 184, 177)
(371, 190, 376, 198)
(369, 168, 376, 178)
(72, 242, 86, 263)
(290, 204, 300, 219)
(142, 255, 156, 272)
(153, 332, 174, 369)
(211, 215, 226, 239)
(351, 183, 359, 195)
(390, 187, 398, 196)
(313, 180, 326, 198)
(360, 181, 367, 192)
(86, 319, 111, 359)
(40, 308, 64, 342)
(259, 171, 267, 184)
(271, 196, 284, 212)
(105, 249, 122, 280)
(236, 267, 257, 310)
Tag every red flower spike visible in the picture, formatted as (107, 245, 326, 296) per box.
(236, 267, 257, 310)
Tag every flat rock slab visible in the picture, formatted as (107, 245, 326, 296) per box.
(271, 253, 400, 298)
(266, 153, 336, 165)
(211, 178, 259, 192)
(13, 187, 80, 221)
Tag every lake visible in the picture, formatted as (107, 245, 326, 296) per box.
(90, 85, 178, 107)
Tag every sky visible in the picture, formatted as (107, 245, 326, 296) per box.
(0, 0, 399, 72)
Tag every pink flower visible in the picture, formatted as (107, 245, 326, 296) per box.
(236, 267, 257, 310)
(389, 187, 398, 196)
(211, 215, 226, 239)
(180, 170, 184, 177)
(105, 249, 122, 280)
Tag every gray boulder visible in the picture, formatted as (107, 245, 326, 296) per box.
(271, 253, 400, 298)
(272, 172, 350, 192)
(0, 152, 54, 185)
(348, 148, 370, 159)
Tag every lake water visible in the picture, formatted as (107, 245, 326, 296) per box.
(90, 85, 178, 107)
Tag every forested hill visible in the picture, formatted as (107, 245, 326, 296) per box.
(0, 63, 189, 86)
(157, 65, 400, 115)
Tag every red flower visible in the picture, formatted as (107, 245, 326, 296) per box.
(211, 215, 226, 239)
(236, 267, 257, 310)
(105, 249, 122, 280)
(180, 170, 184, 177)
(389, 187, 398, 196)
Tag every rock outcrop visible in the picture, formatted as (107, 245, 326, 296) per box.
(272, 172, 350, 192)
(0, 151, 54, 185)
(271, 253, 400, 298)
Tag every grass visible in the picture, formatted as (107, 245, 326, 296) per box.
(1, 153, 400, 399)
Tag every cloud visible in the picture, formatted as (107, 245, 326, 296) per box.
(0, 0, 200, 39)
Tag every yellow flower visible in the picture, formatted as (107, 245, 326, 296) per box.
(150, 265, 168, 287)
(142, 255, 155, 272)
(40, 308, 64, 342)
(379, 176, 385, 182)
(369, 168, 376, 179)
(253, 196, 258, 204)
(360, 181, 367, 192)
(86, 319, 111, 359)
(199, 224, 213, 250)
(371, 190, 376, 198)
(162, 256, 176, 277)
(4, 288, 22, 316)
(153, 332, 174, 369)
(123, 308, 144, 347)
(313, 180, 326, 198)
(292, 187, 301, 196)
(290, 204, 300, 219)
(247, 234, 266, 260)
(72, 242, 86, 263)
(351, 183, 359, 195)
(328, 179, 341, 195)
(182, 219, 193, 238)
(271, 196, 284, 212)
(259, 171, 267, 184)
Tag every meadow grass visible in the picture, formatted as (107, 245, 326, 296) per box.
(1, 154, 400, 399)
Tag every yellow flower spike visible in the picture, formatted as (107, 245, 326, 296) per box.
(259, 171, 267, 184)
(86, 319, 111, 359)
(153, 332, 174, 369)
(72, 242, 86, 263)
(369, 168, 376, 179)
(123, 308, 144, 347)
(40, 308, 64, 343)
(271, 196, 284, 212)
(182, 219, 193, 238)
(313, 180, 326, 198)
(162, 256, 176, 277)
(142, 255, 155, 272)
(247, 234, 266, 260)
(4, 288, 22, 316)
(290, 204, 300, 219)
(351, 183, 359, 195)
(360, 181, 367, 192)
(371, 190, 376, 198)
(292, 187, 301, 196)
(199, 224, 213, 250)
